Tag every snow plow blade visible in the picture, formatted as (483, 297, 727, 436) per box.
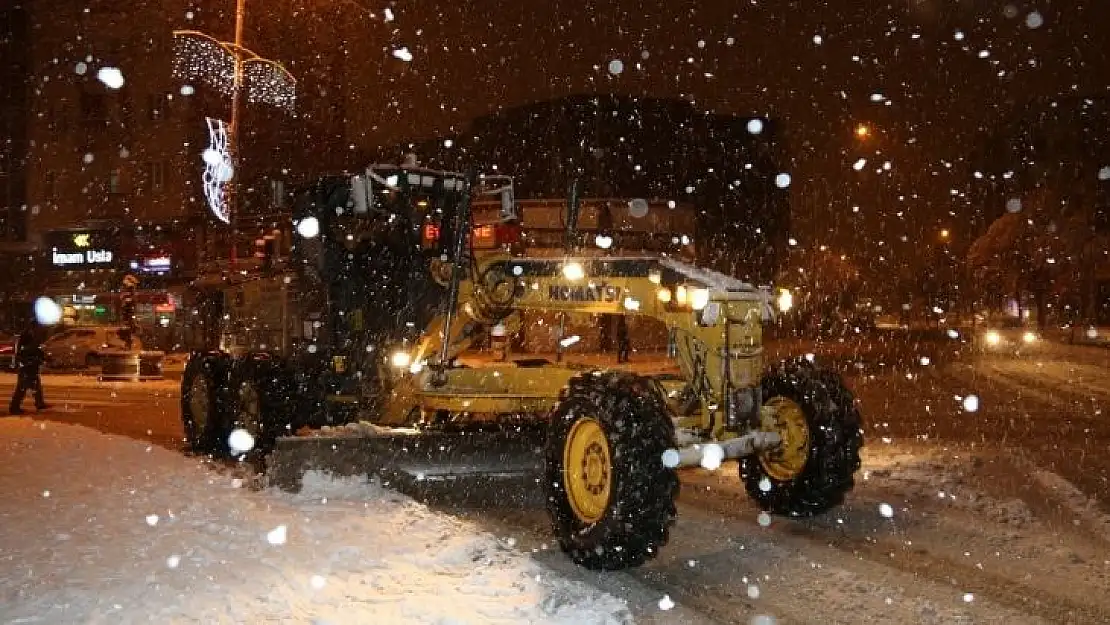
(266, 425, 547, 493)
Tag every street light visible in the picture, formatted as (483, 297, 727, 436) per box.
(855, 124, 871, 139)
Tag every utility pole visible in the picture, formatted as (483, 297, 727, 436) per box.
(226, 0, 246, 265)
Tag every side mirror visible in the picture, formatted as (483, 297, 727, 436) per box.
(499, 185, 517, 222)
(351, 175, 372, 214)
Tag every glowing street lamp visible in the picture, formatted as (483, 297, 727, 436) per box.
(855, 124, 871, 139)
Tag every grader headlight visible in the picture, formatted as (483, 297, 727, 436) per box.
(562, 261, 585, 281)
(390, 351, 412, 368)
(777, 288, 793, 313)
(675, 285, 688, 305)
(656, 287, 672, 303)
(690, 288, 710, 311)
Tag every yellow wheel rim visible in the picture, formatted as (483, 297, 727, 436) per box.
(563, 417, 612, 524)
(759, 396, 811, 481)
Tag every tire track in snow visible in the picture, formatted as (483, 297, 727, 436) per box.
(677, 455, 1110, 625)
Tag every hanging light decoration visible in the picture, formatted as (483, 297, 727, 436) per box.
(202, 117, 233, 223)
(172, 30, 297, 113)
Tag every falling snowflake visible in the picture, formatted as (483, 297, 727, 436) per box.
(700, 444, 725, 470)
(879, 503, 894, 518)
(75, 62, 87, 75)
(228, 428, 255, 454)
(758, 477, 773, 492)
(658, 595, 675, 610)
(1005, 197, 1022, 213)
(774, 173, 792, 189)
(310, 574, 327, 589)
(962, 394, 980, 413)
(180, 84, 195, 96)
(145, 514, 160, 527)
(853, 158, 867, 171)
(166, 555, 181, 569)
(747, 118, 764, 135)
(963, 592, 975, 603)
(661, 449, 681, 468)
(392, 47, 414, 62)
(607, 59, 624, 75)
(1098, 166, 1110, 181)
(96, 66, 125, 89)
(747, 584, 761, 599)
(267, 525, 288, 545)
(812, 34, 823, 45)
(757, 511, 772, 527)
(1025, 11, 1044, 29)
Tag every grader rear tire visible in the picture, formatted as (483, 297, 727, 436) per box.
(740, 358, 863, 516)
(544, 371, 679, 570)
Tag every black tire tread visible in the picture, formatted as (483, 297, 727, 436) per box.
(740, 357, 864, 516)
(544, 370, 679, 570)
(180, 352, 231, 455)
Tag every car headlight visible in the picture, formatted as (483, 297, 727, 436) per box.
(984, 331, 1002, 346)
(1022, 331, 1038, 344)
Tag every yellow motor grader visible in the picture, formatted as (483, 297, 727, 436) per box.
(182, 164, 863, 571)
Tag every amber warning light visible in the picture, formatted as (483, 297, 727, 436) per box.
(422, 223, 520, 250)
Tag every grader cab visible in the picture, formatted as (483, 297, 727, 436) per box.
(182, 163, 863, 571)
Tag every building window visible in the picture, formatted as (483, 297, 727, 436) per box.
(149, 161, 165, 192)
(109, 169, 122, 194)
(80, 91, 107, 126)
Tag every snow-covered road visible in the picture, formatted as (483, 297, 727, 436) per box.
(0, 418, 641, 625)
(5, 336, 1110, 624)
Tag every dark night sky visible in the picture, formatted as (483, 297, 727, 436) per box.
(197, 1, 1110, 259)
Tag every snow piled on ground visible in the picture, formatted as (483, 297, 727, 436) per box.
(0, 417, 631, 625)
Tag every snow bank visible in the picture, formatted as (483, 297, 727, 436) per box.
(0, 418, 631, 625)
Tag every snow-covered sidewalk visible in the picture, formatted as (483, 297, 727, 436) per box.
(0, 417, 632, 625)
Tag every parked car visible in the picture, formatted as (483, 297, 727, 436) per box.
(0, 331, 15, 370)
(43, 326, 143, 369)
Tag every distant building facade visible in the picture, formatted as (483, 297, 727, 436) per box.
(11, 0, 331, 342)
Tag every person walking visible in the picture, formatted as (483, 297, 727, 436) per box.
(616, 316, 631, 364)
(9, 326, 49, 414)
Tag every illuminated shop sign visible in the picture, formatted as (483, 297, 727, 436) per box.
(130, 255, 173, 274)
(47, 230, 119, 269)
(52, 248, 114, 266)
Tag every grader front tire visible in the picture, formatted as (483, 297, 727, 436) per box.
(740, 358, 864, 517)
(544, 372, 679, 571)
